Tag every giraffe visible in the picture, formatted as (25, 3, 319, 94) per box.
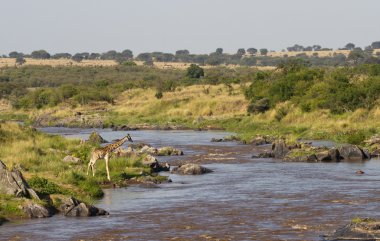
(87, 134, 133, 181)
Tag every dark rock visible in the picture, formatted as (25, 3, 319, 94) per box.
(112, 125, 138, 131)
(329, 148, 341, 162)
(272, 140, 290, 159)
(0, 160, 39, 199)
(88, 131, 108, 144)
(63, 155, 83, 164)
(59, 197, 108, 217)
(22, 202, 52, 218)
(316, 150, 332, 162)
(171, 164, 212, 175)
(361, 148, 371, 159)
(142, 155, 170, 172)
(339, 145, 366, 160)
(325, 218, 380, 241)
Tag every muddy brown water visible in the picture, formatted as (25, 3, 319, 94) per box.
(1, 128, 380, 241)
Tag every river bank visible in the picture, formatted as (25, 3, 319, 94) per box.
(2, 127, 380, 240)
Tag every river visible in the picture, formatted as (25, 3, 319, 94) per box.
(2, 128, 380, 241)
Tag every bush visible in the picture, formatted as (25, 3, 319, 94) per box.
(28, 176, 63, 195)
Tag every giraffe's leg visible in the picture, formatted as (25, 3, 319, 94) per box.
(87, 158, 93, 176)
(105, 154, 111, 181)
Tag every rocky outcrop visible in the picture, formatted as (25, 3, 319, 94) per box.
(338, 145, 370, 160)
(22, 202, 52, 218)
(59, 197, 108, 217)
(325, 218, 380, 241)
(63, 155, 83, 164)
(272, 140, 290, 159)
(87, 131, 108, 144)
(142, 155, 170, 172)
(250, 135, 273, 146)
(171, 164, 212, 175)
(0, 160, 39, 199)
(140, 145, 158, 155)
(157, 147, 183, 156)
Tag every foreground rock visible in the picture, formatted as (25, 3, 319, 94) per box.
(0, 160, 39, 199)
(171, 164, 213, 175)
(324, 218, 380, 241)
(142, 155, 170, 172)
(22, 202, 52, 218)
(338, 145, 370, 160)
(0, 160, 51, 218)
(63, 155, 83, 164)
(59, 197, 108, 217)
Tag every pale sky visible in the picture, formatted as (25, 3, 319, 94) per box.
(0, 0, 379, 55)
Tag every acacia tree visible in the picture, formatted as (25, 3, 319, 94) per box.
(260, 48, 268, 56)
(247, 48, 257, 55)
(345, 43, 355, 50)
(31, 50, 50, 59)
(186, 64, 204, 78)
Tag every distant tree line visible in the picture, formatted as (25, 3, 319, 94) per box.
(4, 41, 380, 67)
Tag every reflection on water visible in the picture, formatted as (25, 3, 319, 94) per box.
(2, 128, 380, 241)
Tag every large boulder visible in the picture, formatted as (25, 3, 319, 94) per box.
(157, 147, 183, 156)
(142, 155, 170, 172)
(87, 131, 107, 144)
(63, 155, 83, 165)
(140, 145, 158, 155)
(272, 140, 290, 159)
(339, 145, 368, 160)
(171, 164, 212, 175)
(22, 202, 52, 218)
(0, 160, 39, 199)
(316, 148, 341, 162)
(250, 135, 272, 146)
(59, 197, 108, 217)
(325, 218, 380, 241)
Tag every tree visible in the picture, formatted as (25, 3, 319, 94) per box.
(72, 53, 84, 62)
(136, 53, 152, 62)
(52, 53, 72, 59)
(215, 48, 223, 55)
(345, 43, 355, 50)
(89, 53, 101, 60)
(31, 50, 50, 59)
(260, 48, 268, 56)
(247, 48, 257, 55)
(371, 41, 380, 49)
(237, 48, 246, 56)
(9, 51, 24, 58)
(121, 49, 133, 59)
(347, 49, 365, 64)
(313, 45, 322, 51)
(175, 50, 190, 55)
(186, 64, 204, 78)
(15, 57, 26, 66)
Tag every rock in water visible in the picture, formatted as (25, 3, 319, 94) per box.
(0, 160, 39, 199)
(338, 145, 367, 160)
(157, 147, 183, 156)
(88, 131, 108, 144)
(272, 140, 290, 159)
(22, 202, 52, 218)
(325, 218, 380, 240)
(171, 164, 212, 175)
(59, 197, 109, 217)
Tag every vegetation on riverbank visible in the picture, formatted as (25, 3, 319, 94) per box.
(0, 122, 151, 220)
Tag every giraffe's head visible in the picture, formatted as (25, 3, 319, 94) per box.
(125, 133, 133, 142)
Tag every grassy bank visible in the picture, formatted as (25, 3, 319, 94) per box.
(0, 122, 150, 220)
(13, 80, 378, 146)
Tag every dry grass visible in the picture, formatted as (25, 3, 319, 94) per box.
(0, 58, 117, 68)
(112, 84, 248, 122)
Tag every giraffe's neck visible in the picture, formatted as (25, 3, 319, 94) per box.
(104, 137, 129, 153)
